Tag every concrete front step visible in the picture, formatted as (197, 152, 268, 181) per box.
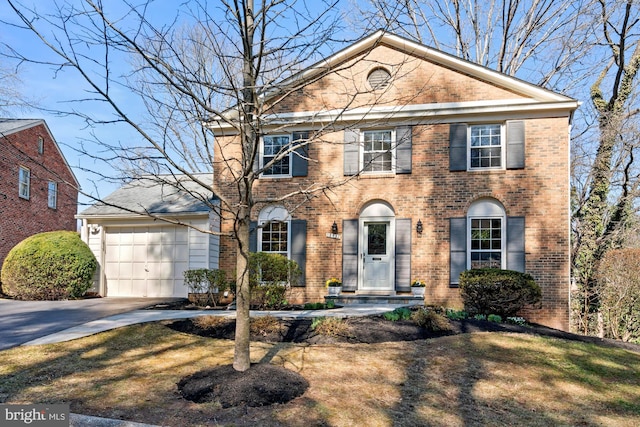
(325, 294, 424, 305)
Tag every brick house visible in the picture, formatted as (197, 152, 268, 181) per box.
(212, 31, 578, 330)
(0, 119, 79, 267)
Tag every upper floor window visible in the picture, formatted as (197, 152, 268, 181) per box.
(344, 126, 412, 176)
(48, 181, 58, 209)
(363, 130, 395, 173)
(450, 121, 524, 172)
(261, 135, 291, 177)
(469, 124, 503, 169)
(19, 166, 30, 199)
(38, 136, 44, 154)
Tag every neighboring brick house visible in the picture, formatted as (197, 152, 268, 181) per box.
(212, 31, 578, 330)
(0, 119, 79, 267)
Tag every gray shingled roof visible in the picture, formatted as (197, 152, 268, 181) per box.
(0, 118, 44, 135)
(78, 174, 216, 217)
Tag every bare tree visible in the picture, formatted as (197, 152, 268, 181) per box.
(2, 0, 427, 371)
(572, 0, 640, 335)
(353, 0, 597, 91)
(356, 0, 640, 335)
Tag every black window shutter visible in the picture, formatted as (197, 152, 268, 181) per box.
(290, 219, 307, 286)
(450, 217, 467, 286)
(342, 219, 358, 291)
(395, 126, 412, 174)
(343, 129, 359, 176)
(249, 221, 258, 253)
(395, 218, 411, 291)
(449, 123, 468, 171)
(292, 131, 309, 177)
(507, 216, 525, 272)
(506, 121, 525, 169)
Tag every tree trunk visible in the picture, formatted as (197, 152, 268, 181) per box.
(233, 211, 252, 372)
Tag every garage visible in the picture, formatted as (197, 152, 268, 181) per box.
(104, 226, 189, 297)
(77, 174, 220, 298)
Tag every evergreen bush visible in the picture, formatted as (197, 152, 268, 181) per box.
(248, 252, 301, 309)
(1, 231, 97, 300)
(459, 268, 541, 317)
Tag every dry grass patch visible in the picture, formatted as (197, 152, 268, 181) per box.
(192, 314, 229, 329)
(311, 316, 352, 338)
(250, 315, 283, 335)
(1, 323, 639, 426)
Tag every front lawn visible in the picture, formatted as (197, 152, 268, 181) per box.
(1, 321, 639, 426)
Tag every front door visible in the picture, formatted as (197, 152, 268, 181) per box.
(362, 221, 393, 291)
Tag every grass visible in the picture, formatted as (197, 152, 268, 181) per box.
(1, 322, 640, 426)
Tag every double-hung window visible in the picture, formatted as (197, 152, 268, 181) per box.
(362, 129, 394, 173)
(469, 124, 502, 169)
(18, 166, 30, 199)
(48, 181, 58, 209)
(261, 135, 291, 177)
(258, 206, 291, 257)
(470, 218, 503, 269)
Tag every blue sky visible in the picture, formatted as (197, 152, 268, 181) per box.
(0, 0, 351, 211)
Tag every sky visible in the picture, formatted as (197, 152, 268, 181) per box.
(0, 0, 352, 213)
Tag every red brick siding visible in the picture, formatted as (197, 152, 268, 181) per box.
(269, 44, 525, 114)
(214, 45, 571, 331)
(0, 124, 78, 267)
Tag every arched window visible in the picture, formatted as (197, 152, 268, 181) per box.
(467, 198, 506, 269)
(450, 198, 525, 286)
(258, 206, 291, 257)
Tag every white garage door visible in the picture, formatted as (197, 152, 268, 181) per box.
(104, 226, 189, 297)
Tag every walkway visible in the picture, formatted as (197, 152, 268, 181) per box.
(23, 304, 406, 346)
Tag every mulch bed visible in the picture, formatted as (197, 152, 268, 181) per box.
(162, 300, 640, 410)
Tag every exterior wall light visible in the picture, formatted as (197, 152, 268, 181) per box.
(331, 221, 339, 234)
(416, 219, 423, 234)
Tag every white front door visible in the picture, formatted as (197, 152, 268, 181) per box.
(361, 221, 394, 291)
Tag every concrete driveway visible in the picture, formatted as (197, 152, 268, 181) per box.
(0, 297, 179, 351)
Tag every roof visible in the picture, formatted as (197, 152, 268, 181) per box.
(0, 118, 81, 188)
(211, 30, 579, 133)
(77, 174, 217, 218)
(0, 118, 43, 135)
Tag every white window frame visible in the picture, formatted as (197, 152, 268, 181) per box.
(260, 134, 292, 178)
(48, 181, 58, 209)
(468, 124, 505, 170)
(257, 205, 291, 258)
(361, 129, 396, 174)
(18, 166, 30, 199)
(467, 199, 506, 270)
(38, 136, 44, 154)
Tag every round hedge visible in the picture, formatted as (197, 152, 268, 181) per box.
(1, 231, 97, 300)
(459, 268, 541, 317)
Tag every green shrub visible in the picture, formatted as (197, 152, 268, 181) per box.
(411, 308, 452, 332)
(383, 307, 412, 321)
(487, 314, 503, 323)
(459, 268, 541, 317)
(595, 249, 640, 342)
(1, 231, 97, 300)
(249, 252, 301, 287)
(445, 309, 468, 320)
(183, 268, 229, 306)
(248, 252, 301, 309)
